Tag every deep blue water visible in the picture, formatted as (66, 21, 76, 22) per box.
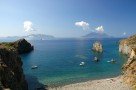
(20, 38, 127, 89)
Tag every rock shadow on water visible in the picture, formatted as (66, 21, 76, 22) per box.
(25, 75, 48, 90)
(92, 51, 103, 61)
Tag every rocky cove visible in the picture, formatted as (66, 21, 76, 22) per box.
(0, 39, 33, 90)
(0, 35, 136, 90)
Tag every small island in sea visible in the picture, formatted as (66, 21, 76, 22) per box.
(0, 0, 136, 90)
(92, 41, 103, 53)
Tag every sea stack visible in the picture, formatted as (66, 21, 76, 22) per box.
(92, 41, 103, 53)
(119, 34, 136, 88)
(0, 39, 34, 90)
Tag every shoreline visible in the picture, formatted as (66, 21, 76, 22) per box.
(48, 76, 131, 90)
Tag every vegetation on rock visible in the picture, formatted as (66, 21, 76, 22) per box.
(0, 38, 34, 54)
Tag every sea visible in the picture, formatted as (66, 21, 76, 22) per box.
(1, 38, 127, 89)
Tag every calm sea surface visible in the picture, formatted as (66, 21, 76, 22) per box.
(20, 38, 127, 89)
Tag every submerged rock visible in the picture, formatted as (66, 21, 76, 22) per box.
(92, 41, 103, 53)
(119, 34, 136, 88)
(94, 57, 99, 62)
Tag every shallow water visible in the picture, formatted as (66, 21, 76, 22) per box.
(21, 38, 127, 89)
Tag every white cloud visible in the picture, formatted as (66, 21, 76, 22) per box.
(24, 21, 35, 32)
(75, 21, 89, 30)
(95, 26, 104, 32)
(123, 32, 126, 35)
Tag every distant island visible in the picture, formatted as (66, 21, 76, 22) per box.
(0, 32, 128, 41)
(0, 34, 55, 40)
(24, 34, 55, 40)
(82, 32, 113, 38)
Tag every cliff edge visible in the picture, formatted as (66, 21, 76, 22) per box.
(0, 39, 34, 90)
(13, 39, 34, 54)
(119, 35, 136, 88)
(0, 39, 34, 54)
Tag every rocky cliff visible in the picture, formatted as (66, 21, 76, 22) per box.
(0, 39, 34, 54)
(13, 39, 34, 54)
(119, 35, 136, 88)
(0, 39, 34, 90)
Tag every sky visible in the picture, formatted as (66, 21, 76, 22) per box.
(0, 0, 136, 37)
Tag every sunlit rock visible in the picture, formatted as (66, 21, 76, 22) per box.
(119, 34, 136, 89)
(92, 41, 103, 53)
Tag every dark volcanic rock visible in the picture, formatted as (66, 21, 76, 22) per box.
(0, 38, 34, 54)
(13, 39, 34, 54)
(0, 46, 28, 90)
(0, 39, 33, 90)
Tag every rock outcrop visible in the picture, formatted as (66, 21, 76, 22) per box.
(119, 34, 136, 88)
(0, 39, 34, 54)
(13, 39, 34, 54)
(92, 41, 103, 53)
(0, 39, 33, 90)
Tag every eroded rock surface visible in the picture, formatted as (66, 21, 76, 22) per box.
(119, 35, 136, 88)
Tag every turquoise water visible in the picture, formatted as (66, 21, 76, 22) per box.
(21, 38, 127, 89)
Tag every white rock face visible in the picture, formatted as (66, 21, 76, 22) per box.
(119, 35, 136, 88)
(92, 41, 103, 52)
(119, 44, 132, 56)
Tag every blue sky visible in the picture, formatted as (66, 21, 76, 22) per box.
(0, 0, 136, 37)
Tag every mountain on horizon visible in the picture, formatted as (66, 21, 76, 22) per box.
(82, 32, 113, 38)
(23, 34, 55, 40)
(0, 34, 55, 40)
